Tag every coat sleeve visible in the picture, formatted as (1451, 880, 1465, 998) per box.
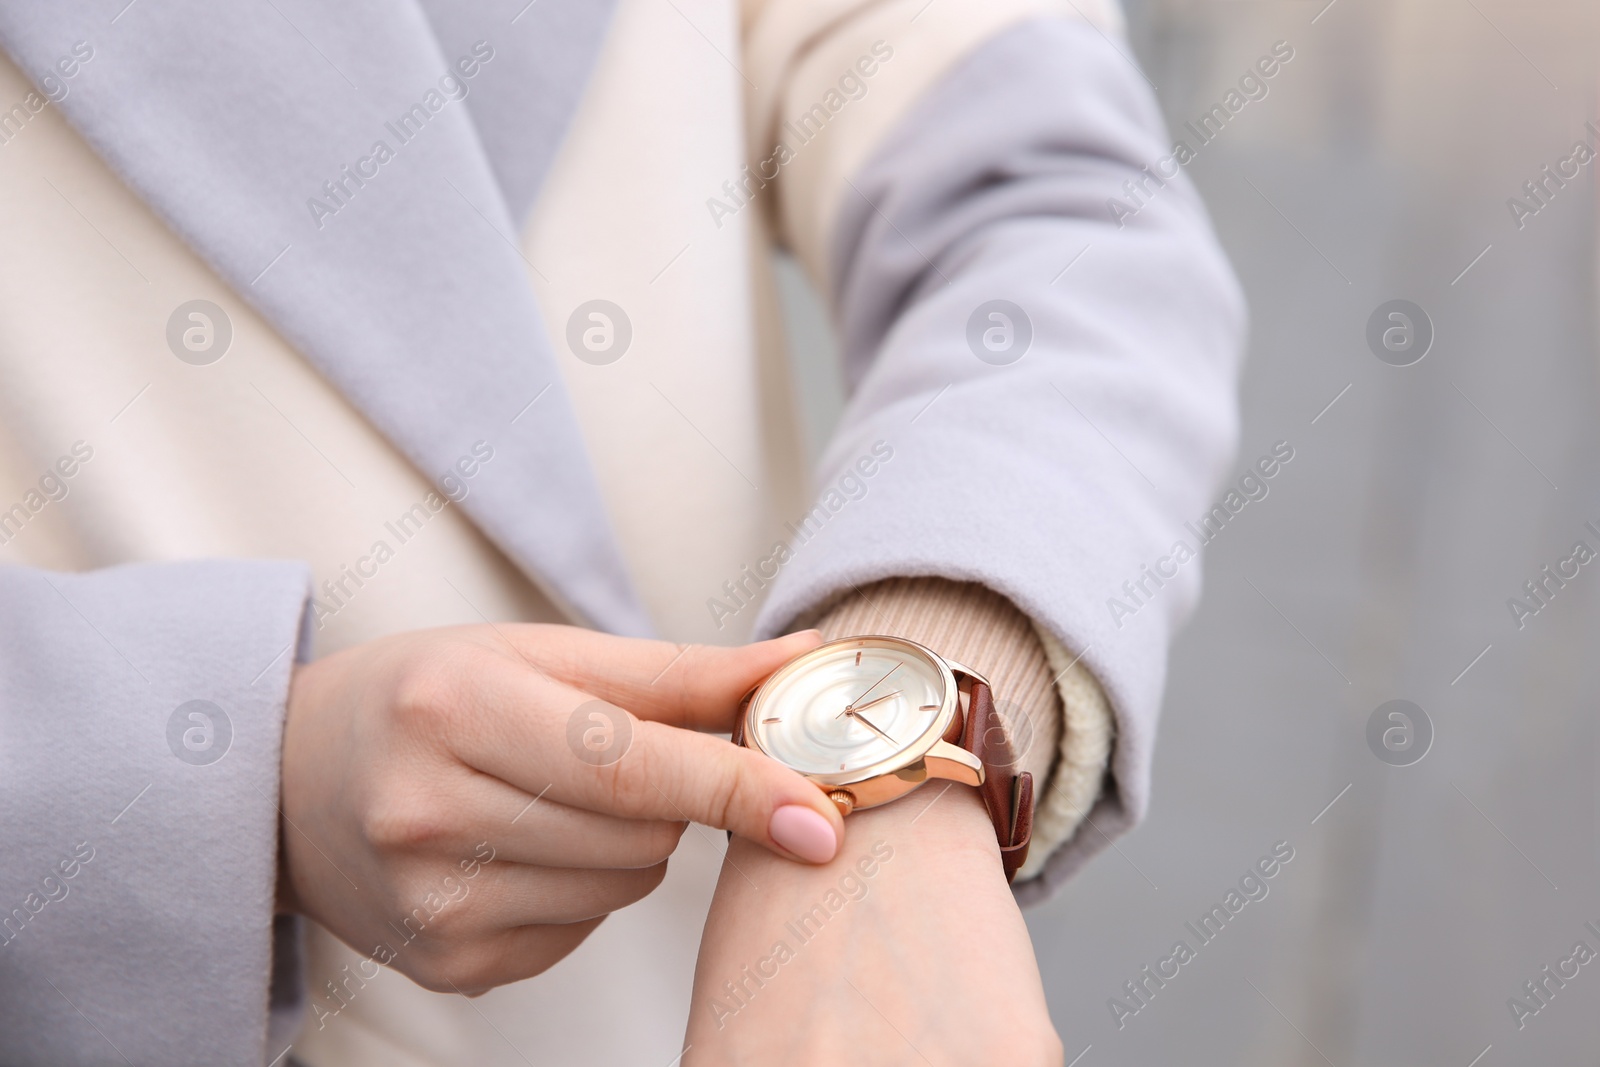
(745, 5, 1247, 900)
(0, 559, 311, 1066)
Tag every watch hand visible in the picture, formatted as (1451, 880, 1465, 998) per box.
(838, 663, 901, 717)
(847, 691, 901, 715)
(849, 710, 897, 746)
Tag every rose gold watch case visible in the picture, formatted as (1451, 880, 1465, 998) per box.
(740, 635, 989, 813)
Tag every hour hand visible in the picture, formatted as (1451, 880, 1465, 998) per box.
(849, 710, 897, 746)
(847, 691, 900, 716)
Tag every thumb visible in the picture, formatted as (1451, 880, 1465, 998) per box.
(618, 719, 844, 863)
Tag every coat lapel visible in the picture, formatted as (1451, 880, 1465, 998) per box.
(0, 0, 650, 635)
(413, 0, 619, 225)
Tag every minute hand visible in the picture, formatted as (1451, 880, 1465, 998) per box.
(844, 663, 900, 712)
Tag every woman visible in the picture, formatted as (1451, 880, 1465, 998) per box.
(0, 0, 1241, 1061)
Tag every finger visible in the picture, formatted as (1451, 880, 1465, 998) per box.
(482, 917, 606, 986)
(504, 624, 823, 731)
(471, 859, 669, 926)
(409, 915, 607, 995)
(447, 659, 842, 864)
(354, 758, 687, 871)
(470, 772, 688, 869)
(565, 718, 844, 864)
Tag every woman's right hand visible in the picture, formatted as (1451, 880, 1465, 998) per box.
(277, 623, 841, 994)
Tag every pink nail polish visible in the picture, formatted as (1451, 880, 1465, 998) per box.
(768, 805, 838, 863)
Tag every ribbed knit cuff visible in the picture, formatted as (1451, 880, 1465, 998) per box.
(804, 577, 1113, 883)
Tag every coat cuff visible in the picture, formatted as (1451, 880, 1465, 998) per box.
(0, 560, 311, 1066)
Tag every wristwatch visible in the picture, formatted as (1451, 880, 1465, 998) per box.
(733, 635, 1035, 882)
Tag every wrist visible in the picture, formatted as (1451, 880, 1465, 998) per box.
(848, 779, 999, 861)
(725, 781, 1007, 898)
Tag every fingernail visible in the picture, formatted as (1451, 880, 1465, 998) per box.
(768, 805, 838, 863)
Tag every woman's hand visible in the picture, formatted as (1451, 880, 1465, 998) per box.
(277, 623, 841, 995)
(685, 783, 1064, 1066)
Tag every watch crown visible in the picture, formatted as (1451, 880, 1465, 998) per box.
(826, 789, 856, 817)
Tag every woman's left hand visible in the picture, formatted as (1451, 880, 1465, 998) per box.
(684, 782, 1064, 1066)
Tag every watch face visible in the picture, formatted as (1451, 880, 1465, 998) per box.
(746, 636, 954, 780)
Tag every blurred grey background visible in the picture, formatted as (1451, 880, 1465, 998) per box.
(776, 0, 1600, 1063)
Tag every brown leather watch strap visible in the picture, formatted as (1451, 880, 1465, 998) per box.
(959, 679, 1035, 883)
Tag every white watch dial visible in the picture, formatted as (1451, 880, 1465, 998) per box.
(748, 638, 949, 777)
